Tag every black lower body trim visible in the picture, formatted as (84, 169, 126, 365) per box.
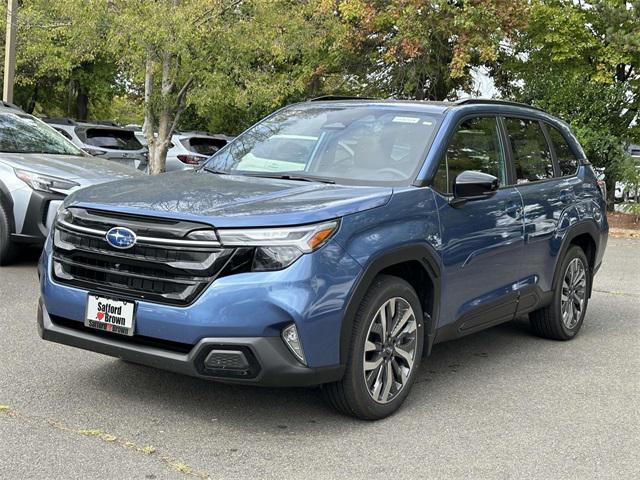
(38, 299, 344, 387)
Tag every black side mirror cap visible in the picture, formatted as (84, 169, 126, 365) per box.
(450, 170, 499, 207)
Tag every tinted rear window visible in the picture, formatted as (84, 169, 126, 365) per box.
(547, 126, 579, 176)
(83, 128, 142, 150)
(504, 118, 554, 183)
(185, 137, 226, 155)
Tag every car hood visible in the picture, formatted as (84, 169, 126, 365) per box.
(65, 170, 393, 227)
(0, 153, 141, 185)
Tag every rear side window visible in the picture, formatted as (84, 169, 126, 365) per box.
(54, 127, 73, 140)
(83, 128, 143, 150)
(186, 137, 226, 155)
(433, 116, 507, 194)
(547, 126, 579, 176)
(504, 118, 554, 183)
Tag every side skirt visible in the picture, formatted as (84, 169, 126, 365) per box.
(432, 285, 553, 345)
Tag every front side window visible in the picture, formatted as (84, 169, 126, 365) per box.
(432, 116, 507, 194)
(206, 105, 441, 185)
(547, 125, 579, 176)
(504, 118, 554, 183)
(0, 112, 83, 156)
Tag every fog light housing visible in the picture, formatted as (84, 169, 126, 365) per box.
(282, 323, 306, 365)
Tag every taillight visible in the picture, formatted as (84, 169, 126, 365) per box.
(177, 154, 202, 165)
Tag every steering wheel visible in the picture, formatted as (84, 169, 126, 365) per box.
(376, 167, 406, 179)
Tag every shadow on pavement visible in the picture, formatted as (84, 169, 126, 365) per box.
(75, 317, 538, 430)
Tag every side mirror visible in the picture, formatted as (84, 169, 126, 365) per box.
(451, 170, 499, 207)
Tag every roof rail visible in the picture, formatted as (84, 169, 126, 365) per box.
(453, 98, 547, 112)
(309, 95, 378, 102)
(42, 117, 77, 126)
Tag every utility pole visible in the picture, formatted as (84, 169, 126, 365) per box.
(3, 0, 18, 103)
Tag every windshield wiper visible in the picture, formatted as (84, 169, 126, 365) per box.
(202, 166, 230, 175)
(239, 172, 335, 184)
(201, 167, 335, 184)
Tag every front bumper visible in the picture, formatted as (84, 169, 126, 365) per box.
(11, 190, 64, 244)
(38, 299, 343, 387)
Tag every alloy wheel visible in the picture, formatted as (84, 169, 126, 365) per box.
(363, 297, 418, 404)
(561, 258, 587, 330)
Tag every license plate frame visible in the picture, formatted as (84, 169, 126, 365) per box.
(85, 294, 136, 336)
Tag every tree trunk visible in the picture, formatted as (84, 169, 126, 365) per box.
(76, 91, 88, 121)
(605, 175, 615, 212)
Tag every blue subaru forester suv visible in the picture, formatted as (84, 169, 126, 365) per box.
(38, 98, 607, 419)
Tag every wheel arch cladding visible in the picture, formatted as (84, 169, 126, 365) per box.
(0, 180, 15, 234)
(339, 244, 441, 366)
(554, 221, 599, 297)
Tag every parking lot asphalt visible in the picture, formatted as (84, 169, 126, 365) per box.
(1, 237, 639, 480)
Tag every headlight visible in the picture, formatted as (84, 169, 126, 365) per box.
(218, 220, 339, 271)
(15, 169, 80, 193)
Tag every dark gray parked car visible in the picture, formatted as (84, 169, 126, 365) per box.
(44, 118, 148, 172)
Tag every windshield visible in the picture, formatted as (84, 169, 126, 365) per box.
(205, 105, 441, 185)
(0, 112, 84, 155)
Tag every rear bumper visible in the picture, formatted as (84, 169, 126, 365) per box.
(37, 299, 344, 387)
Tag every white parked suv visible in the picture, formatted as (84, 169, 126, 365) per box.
(0, 106, 141, 265)
(134, 131, 232, 171)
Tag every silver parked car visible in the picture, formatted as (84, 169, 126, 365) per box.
(43, 118, 148, 172)
(134, 130, 232, 171)
(0, 105, 142, 265)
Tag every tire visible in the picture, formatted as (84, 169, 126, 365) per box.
(530, 246, 590, 340)
(0, 202, 16, 266)
(322, 275, 425, 420)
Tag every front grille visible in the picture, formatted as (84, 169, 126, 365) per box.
(52, 208, 235, 306)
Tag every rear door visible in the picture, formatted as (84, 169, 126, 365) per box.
(433, 116, 525, 335)
(502, 117, 578, 299)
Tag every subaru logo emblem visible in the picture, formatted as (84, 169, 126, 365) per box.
(105, 227, 137, 249)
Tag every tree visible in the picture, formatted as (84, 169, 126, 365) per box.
(108, 0, 246, 175)
(0, 0, 121, 119)
(327, 0, 528, 100)
(493, 0, 640, 209)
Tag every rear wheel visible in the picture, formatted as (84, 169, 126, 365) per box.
(322, 275, 424, 420)
(0, 202, 16, 266)
(530, 246, 590, 340)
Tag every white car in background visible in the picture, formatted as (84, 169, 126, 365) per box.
(134, 131, 232, 171)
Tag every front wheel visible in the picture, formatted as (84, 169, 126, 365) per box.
(530, 246, 590, 340)
(322, 275, 424, 420)
(0, 202, 16, 266)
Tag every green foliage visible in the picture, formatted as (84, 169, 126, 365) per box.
(619, 155, 640, 220)
(494, 0, 640, 208)
(0, 0, 121, 119)
(2, 0, 636, 171)
(328, 0, 528, 100)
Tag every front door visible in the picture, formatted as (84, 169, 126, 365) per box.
(432, 116, 525, 336)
